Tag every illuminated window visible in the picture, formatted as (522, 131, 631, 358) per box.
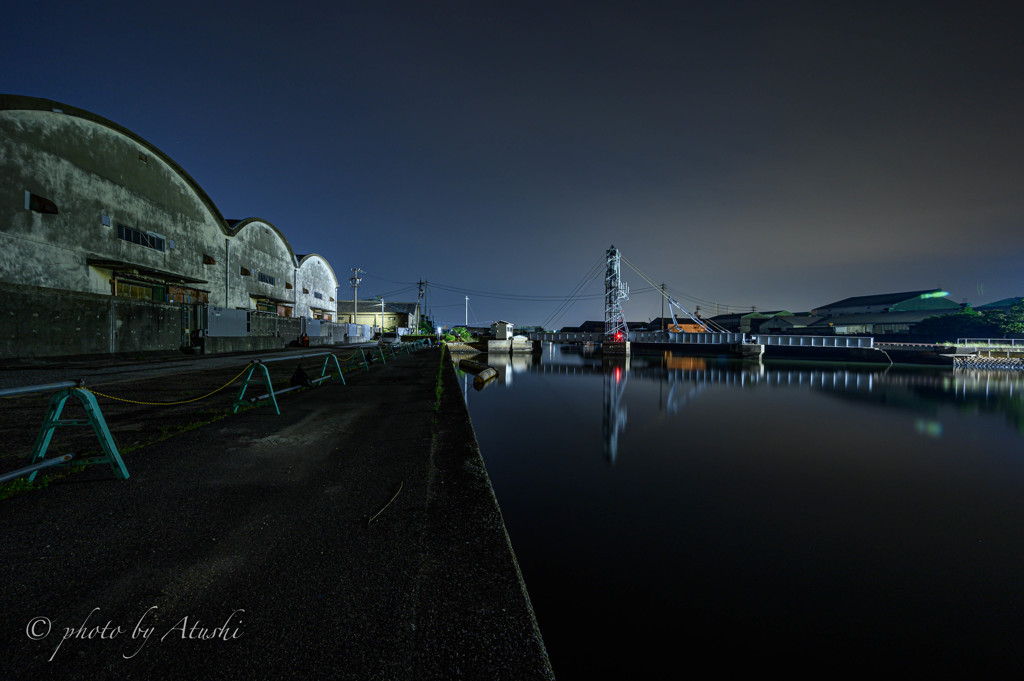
(115, 280, 165, 302)
(117, 224, 165, 252)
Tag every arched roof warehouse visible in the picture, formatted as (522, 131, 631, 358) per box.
(0, 94, 335, 316)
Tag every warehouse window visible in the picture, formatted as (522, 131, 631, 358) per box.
(25, 191, 58, 215)
(239, 266, 251, 276)
(258, 272, 276, 286)
(115, 280, 166, 302)
(117, 224, 165, 252)
(314, 291, 323, 300)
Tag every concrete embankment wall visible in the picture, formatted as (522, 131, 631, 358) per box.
(955, 355, 1024, 371)
(424, 351, 555, 678)
(0, 281, 182, 358)
(0, 282, 348, 359)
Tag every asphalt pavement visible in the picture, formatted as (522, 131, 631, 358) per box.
(0, 346, 555, 680)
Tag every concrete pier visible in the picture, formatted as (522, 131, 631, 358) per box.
(733, 343, 765, 360)
(602, 341, 631, 356)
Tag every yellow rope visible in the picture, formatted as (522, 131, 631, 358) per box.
(78, 364, 253, 406)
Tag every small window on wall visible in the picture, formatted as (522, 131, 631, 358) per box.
(258, 272, 276, 286)
(138, 152, 148, 164)
(203, 254, 216, 265)
(25, 191, 58, 214)
(285, 282, 293, 290)
(239, 266, 251, 276)
(101, 215, 111, 226)
(117, 224, 166, 252)
(314, 291, 323, 300)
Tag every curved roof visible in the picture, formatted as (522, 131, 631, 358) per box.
(227, 217, 299, 265)
(2, 93, 230, 238)
(296, 253, 339, 286)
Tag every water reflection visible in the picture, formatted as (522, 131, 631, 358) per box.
(473, 346, 1024, 457)
(601, 360, 628, 463)
(462, 344, 1024, 677)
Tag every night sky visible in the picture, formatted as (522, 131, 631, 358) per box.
(5, 1, 1022, 328)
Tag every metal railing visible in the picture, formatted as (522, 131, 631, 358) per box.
(529, 332, 606, 343)
(632, 331, 746, 344)
(754, 334, 874, 348)
(958, 338, 1024, 347)
(234, 340, 433, 414)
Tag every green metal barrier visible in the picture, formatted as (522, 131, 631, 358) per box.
(232, 352, 349, 415)
(28, 386, 129, 481)
(232, 360, 279, 414)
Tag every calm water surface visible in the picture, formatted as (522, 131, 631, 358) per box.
(458, 345, 1024, 678)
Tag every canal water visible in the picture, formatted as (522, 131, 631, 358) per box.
(456, 345, 1024, 678)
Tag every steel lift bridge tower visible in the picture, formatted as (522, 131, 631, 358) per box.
(604, 245, 629, 341)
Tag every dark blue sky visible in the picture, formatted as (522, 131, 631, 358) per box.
(5, 1, 1022, 327)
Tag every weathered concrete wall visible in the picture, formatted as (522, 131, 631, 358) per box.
(0, 282, 182, 358)
(295, 253, 339, 320)
(0, 283, 356, 359)
(0, 108, 230, 303)
(0, 96, 353, 360)
(226, 219, 297, 311)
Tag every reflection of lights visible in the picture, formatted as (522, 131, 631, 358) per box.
(914, 419, 943, 438)
(615, 366, 621, 383)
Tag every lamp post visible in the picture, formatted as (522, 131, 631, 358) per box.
(350, 267, 363, 339)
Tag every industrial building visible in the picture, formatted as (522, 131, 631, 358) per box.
(0, 95, 348, 358)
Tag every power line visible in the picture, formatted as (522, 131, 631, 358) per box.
(541, 257, 604, 329)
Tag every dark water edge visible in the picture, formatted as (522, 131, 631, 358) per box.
(457, 348, 1024, 678)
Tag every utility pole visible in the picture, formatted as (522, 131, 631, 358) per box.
(661, 283, 665, 331)
(465, 296, 469, 327)
(379, 297, 385, 330)
(350, 267, 363, 330)
(417, 279, 426, 332)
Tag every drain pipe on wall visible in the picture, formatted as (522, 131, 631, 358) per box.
(224, 238, 230, 308)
